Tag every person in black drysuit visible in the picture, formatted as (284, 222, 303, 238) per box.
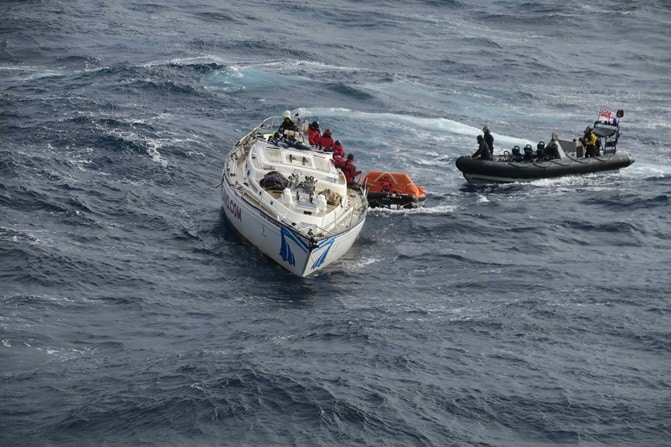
(472, 135, 492, 160)
(523, 144, 534, 161)
(483, 125, 494, 156)
(278, 111, 297, 136)
(544, 132, 562, 160)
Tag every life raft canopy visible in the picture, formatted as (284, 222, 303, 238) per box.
(360, 170, 427, 209)
(361, 171, 425, 197)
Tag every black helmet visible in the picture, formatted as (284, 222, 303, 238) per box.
(537, 141, 545, 150)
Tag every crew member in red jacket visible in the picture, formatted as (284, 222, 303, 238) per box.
(342, 153, 362, 186)
(317, 129, 335, 151)
(308, 121, 321, 146)
(331, 154, 346, 169)
(333, 140, 345, 158)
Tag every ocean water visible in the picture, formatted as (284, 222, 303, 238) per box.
(2, 1, 670, 446)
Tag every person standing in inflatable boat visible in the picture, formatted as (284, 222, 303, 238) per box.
(483, 125, 494, 155)
(581, 126, 598, 158)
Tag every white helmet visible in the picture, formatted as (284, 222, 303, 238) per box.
(283, 110, 291, 119)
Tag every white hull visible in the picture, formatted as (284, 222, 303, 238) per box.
(220, 117, 367, 276)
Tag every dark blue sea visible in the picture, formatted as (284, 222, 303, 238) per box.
(2, 1, 670, 446)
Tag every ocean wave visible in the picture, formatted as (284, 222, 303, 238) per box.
(3, 1, 671, 445)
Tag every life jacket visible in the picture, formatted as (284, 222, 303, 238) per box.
(585, 132, 597, 147)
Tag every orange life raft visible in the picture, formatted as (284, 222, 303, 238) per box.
(360, 171, 426, 209)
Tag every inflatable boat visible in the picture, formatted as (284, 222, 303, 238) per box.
(456, 109, 635, 184)
(360, 171, 426, 209)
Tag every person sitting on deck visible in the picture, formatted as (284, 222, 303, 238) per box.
(308, 121, 321, 146)
(332, 155, 346, 170)
(267, 131, 281, 143)
(511, 145, 523, 162)
(317, 129, 335, 151)
(333, 140, 345, 158)
(331, 140, 346, 172)
(278, 111, 298, 136)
